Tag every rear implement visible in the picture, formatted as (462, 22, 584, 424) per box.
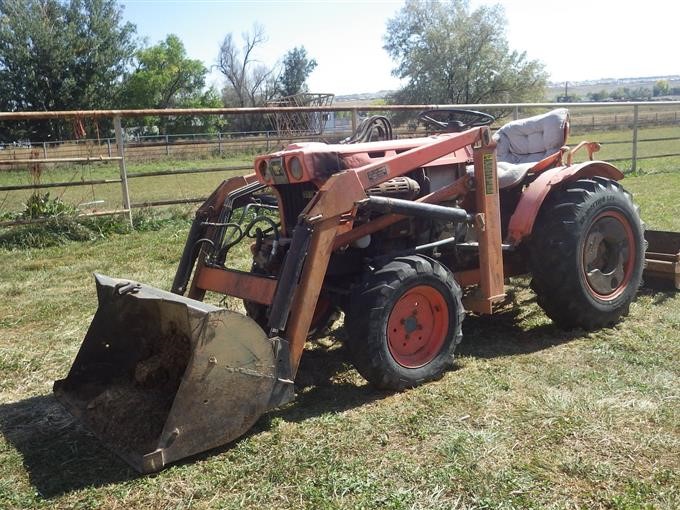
(644, 230, 680, 289)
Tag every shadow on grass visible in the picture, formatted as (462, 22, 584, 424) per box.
(457, 303, 583, 359)
(0, 294, 609, 497)
(0, 330, 388, 499)
(0, 394, 134, 498)
(638, 283, 679, 305)
(277, 338, 392, 424)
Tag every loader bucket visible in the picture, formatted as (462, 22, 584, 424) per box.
(644, 230, 680, 290)
(54, 274, 288, 473)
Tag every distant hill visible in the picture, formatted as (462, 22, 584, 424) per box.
(330, 75, 680, 105)
(547, 75, 680, 101)
(335, 90, 392, 103)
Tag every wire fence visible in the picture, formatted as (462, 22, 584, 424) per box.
(1, 101, 679, 228)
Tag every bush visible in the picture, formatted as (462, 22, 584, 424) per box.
(0, 217, 96, 249)
(21, 192, 76, 220)
(0, 207, 191, 250)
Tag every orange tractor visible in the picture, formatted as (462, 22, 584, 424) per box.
(54, 108, 676, 473)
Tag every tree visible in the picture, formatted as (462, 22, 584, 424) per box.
(608, 87, 651, 101)
(122, 35, 208, 109)
(653, 79, 670, 97)
(384, 0, 547, 107)
(217, 24, 281, 131)
(217, 24, 278, 108)
(217, 27, 321, 131)
(588, 90, 609, 102)
(0, 0, 137, 141)
(277, 46, 317, 97)
(121, 34, 220, 134)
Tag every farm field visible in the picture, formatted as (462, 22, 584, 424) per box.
(0, 151, 678, 507)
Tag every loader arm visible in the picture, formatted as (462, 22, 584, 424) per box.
(184, 126, 501, 373)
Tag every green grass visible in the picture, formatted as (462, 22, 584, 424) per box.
(569, 125, 680, 173)
(0, 155, 253, 215)
(0, 165, 678, 508)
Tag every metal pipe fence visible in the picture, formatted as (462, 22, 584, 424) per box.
(0, 101, 679, 228)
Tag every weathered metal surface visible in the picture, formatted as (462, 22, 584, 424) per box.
(359, 195, 472, 223)
(470, 142, 506, 314)
(332, 175, 472, 250)
(54, 274, 291, 473)
(506, 161, 625, 245)
(644, 230, 680, 290)
(195, 268, 278, 305)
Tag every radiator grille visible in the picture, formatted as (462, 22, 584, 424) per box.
(275, 182, 317, 234)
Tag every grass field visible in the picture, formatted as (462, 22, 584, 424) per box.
(0, 137, 679, 508)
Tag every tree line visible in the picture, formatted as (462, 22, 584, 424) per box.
(585, 80, 678, 102)
(0, 0, 547, 142)
(0, 0, 317, 141)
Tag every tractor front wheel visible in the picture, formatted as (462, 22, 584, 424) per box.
(345, 255, 464, 390)
(529, 177, 645, 329)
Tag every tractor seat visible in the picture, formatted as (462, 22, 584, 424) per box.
(468, 108, 570, 189)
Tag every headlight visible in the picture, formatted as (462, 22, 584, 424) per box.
(289, 156, 303, 180)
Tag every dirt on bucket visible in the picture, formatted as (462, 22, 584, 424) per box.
(76, 327, 192, 455)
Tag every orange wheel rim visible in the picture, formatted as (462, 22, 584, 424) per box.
(387, 285, 449, 368)
(582, 210, 635, 301)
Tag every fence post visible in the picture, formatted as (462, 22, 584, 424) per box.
(218, 132, 223, 156)
(631, 105, 639, 175)
(42, 141, 47, 158)
(513, 105, 519, 120)
(113, 116, 134, 228)
(107, 138, 112, 157)
(351, 109, 358, 132)
(165, 134, 170, 156)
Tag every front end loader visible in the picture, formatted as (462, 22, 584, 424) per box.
(55, 108, 675, 473)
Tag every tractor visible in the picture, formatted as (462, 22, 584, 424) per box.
(54, 108, 677, 473)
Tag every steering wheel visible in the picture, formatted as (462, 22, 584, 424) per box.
(418, 109, 495, 133)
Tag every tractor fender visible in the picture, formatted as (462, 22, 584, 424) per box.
(507, 161, 624, 245)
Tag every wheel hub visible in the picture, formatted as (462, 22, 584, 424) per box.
(403, 315, 419, 335)
(387, 285, 449, 368)
(583, 212, 634, 299)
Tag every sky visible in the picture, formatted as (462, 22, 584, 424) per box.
(119, 0, 680, 95)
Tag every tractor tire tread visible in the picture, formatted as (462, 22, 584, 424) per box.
(345, 255, 463, 390)
(529, 176, 645, 330)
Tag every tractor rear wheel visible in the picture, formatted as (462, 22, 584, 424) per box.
(345, 255, 464, 390)
(529, 176, 645, 329)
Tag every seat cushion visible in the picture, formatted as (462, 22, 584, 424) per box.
(466, 161, 535, 190)
(494, 108, 569, 164)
